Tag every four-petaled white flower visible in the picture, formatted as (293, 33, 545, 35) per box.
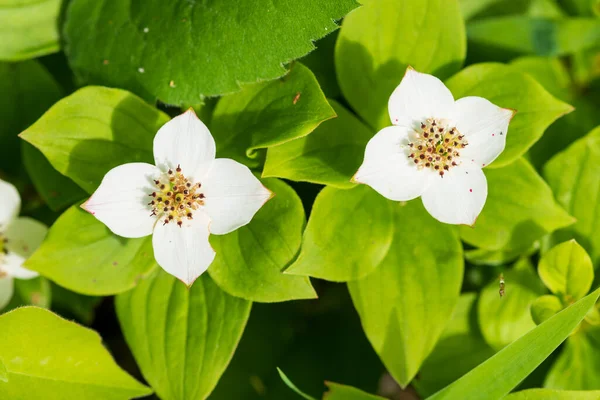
(0, 179, 48, 309)
(353, 67, 516, 225)
(83, 109, 273, 286)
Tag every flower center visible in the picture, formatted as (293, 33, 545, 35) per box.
(406, 118, 468, 177)
(0, 234, 8, 275)
(148, 165, 205, 227)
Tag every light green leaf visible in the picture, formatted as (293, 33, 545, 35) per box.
(544, 126, 600, 266)
(25, 205, 157, 296)
(445, 63, 573, 168)
(263, 100, 372, 188)
(208, 178, 316, 302)
(478, 259, 545, 350)
(116, 269, 251, 400)
(414, 293, 495, 398)
(0, 358, 6, 383)
(335, 0, 466, 130)
(277, 368, 317, 400)
(20, 86, 170, 194)
(300, 32, 342, 99)
(460, 158, 575, 256)
(348, 201, 463, 386)
(0, 307, 151, 399)
(505, 388, 600, 399)
(324, 382, 386, 400)
(64, 0, 358, 103)
(467, 17, 600, 56)
(0, 0, 60, 61)
(427, 288, 600, 400)
(14, 277, 51, 309)
(285, 185, 394, 282)
(510, 56, 573, 100)
(211, 63, 336, 168)
(539, 240, 594, 301)
(531, 295, 564, 325)
(465, 245, 537, 267)
(545, 327, 600, 390)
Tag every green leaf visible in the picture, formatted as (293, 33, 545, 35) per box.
(467, 17, 600, 56)
(211, 63, 336, 168)
(505, 388, 600, 399)
(50, 284, 101, 325)
(285, 185, 394, 282)
(348, 201, 463, 386)
(324, 382, 386, 400)
(445, 63, 573, 168)
(300, 32, 342, 99)
(208, 178, 316, 302)
(510, 56, 573, 100)
(116, 269, 251, 400)
(544, 126, 600, 266)
(0, 358, 6, 383)
(22, 144, 87, 211)
(14, 277, 51, 309)
(460, 158, 575, 256)
(539, 240, 594, 301)
(263, 100, 372, 188)
(277, 368, 317, 400)
(25, 205, 157, 296)
(545, 327, 600, 390)
(64, 0, 358, 103)
(0, 60, 61, 173)
(335, 0, 466, 130)
(478, 259, 545, 350)
(20, 86, 170, 194)
(531, 295, 564, 325)
(0, 307, 151, 399)
(414, 293, 495, 398)
(0, 0, 60, 61)
(427, 288, 600, 400)
(460, 0, 504, 20)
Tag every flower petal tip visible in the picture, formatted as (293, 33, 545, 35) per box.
(80, 199, 95, 215)
(184, 107, 198, 118)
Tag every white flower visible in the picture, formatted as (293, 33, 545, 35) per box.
(353, 67, 516, 225)
(82, 109, 273, 286)
(0, 179, 48, 309)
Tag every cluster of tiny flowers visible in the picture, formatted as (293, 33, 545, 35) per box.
(407, 118, 468, 177)
(148, 165, 205, 227)
(0, 234, 8, 277)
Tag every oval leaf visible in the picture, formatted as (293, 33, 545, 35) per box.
(264, 100, 373, 188)
(478, 259, 545, 350)
(544, 126, 600, 266)
(460, 158, 575, 257)
(211, 63, 336, 168)
(25, 205, 157, 296)
(285, 185, 394, 282)
(539, 240, 594, 301)
(208, 178, 316, 302)
(20, 86, 170, 194)
(0, 307, 151, 399)
(335, 0, 466, 129)
(348, 201, 464, 386)
(0, 0, 60, 61)
(445, 63, 573, 167)
(64, 0, 358, 103)
(116, 269, 251, 400)
(531, 295, 564, 325)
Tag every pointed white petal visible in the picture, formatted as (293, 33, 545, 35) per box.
(0, 276, 13, 310)
(201, 159, 272, 235)
(0, 179, 20, 230)
(152, 211, 215, 286)
(82, 163, 160, 238)
(153, 109, 216, 180)
(421, 162, 487, 226)
(353, 126, 432, 201)
(452, 96, 515, 168)
(388, 67, 455, 126)
(3, 217, 47, 279)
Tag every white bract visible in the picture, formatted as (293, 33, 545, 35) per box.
(0, 179, 48, 309)
(83, 109, 272, 286)
(353, 67, 515, 225)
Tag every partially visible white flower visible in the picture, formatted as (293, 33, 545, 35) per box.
(0, 179, 48, 310)
(82, 109, 273, 286)
(353, 67, 516, 225)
